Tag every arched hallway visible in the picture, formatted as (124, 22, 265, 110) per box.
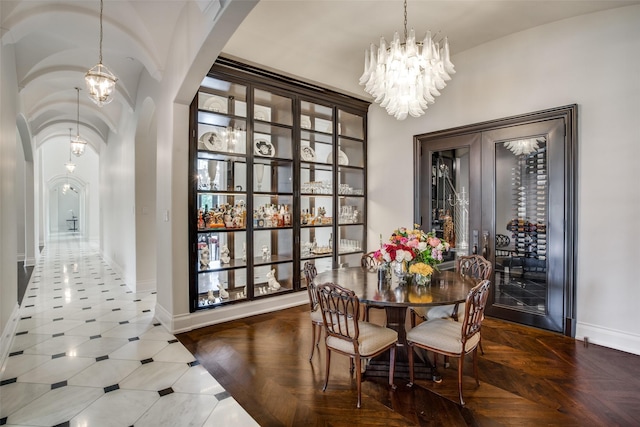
(0, 234, 257, 426)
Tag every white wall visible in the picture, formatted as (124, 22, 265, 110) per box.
(368, 5, 640, 354)
(0, 41, 20, 362)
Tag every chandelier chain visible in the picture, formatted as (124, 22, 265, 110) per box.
(75, 87, 81, 136)
(403, 0, 408, 41)
(99, 0, 104, 64)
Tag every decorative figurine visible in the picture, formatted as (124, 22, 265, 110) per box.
(267, 269, 281, 290)
(207, 289, 214, 303)
(220, 244, 231, 264)
(242, 242, 247, 262)
(218, 283, 229, 299)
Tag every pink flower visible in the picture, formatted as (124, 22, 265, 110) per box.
(428, 236, 441, 247)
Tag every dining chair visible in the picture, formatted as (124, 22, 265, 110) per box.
(303, 261, 323, 361)
(410, 254, 492, 327)
(407, 279, 491, 406)
(360, 252, 384, 322)
(316, 282, 398, 408)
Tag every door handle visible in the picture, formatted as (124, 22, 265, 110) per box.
(482, 231, 490, 258)
(472, 230, 479, 255)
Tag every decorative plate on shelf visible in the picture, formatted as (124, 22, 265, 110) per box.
(254, 139, 275, 157)
(325, 149, 349, 165)
(203, 97, 227, 114)
(300, 146, 316, 162)
(200, 131, 226, 151)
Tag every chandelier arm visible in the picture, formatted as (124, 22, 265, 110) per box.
(403, 0, 408, 41)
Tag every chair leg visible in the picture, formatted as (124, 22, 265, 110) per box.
(309, 323, 317, 361)
(407, 344, 415, 387)
(322, 347, 331, 392)
(355, 357, 362, 408)
(479, 337, 485, 355)
(388, 346, 397, 389)
(457, 354, 465, 406)
(364, 305, 370, 322)
(473, 347, 479, 386)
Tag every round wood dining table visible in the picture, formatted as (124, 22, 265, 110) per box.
(314, 266, 478, 381)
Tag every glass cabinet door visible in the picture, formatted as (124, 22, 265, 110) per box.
(337, 109, 366, 268)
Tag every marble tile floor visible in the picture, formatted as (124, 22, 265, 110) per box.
(0, 233, 259, 427)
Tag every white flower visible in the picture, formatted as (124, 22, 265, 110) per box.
(395, 249, 413, 262)
(417, 242, 428, 251)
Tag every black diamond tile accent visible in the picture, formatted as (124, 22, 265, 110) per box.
(54, 306, 63, 309)
(142, 309, 151, 313)
(76, 282, 83, 284)
(16, 331, 28, 336)
(126, 291, 133, 294)
(52, 421, 70, 427)
(168, 339, 178, 344)
(104, 384, 119, 393)
(152, 291, 157, 295)
(119, 320, 129, 325)
(0, 378, 17, 386)
(54, 288, 61, 291)
(30, 287, 38, 290)
(133, 299, 141, 302)
(158, 387, 174, 397)
(53, 317, 63, 321)
(28, 295, 36, 298)
(90, 335, 101, 340)
(96, 355, 109, 362)
(54, 296, 62, 299)
(86, 319, 96, 323)
(52, 333, 64, 338)
(9, 350, 24, 357)
(188, 360, 200, 367)
(20, 316, 32, 320)
(52, 352, 66, 359)
(106, 298, 114, 301)
(97, 283, 105, 285)
(153, 322, 161, 327)
(82, 307, 92, 310)
(25, 304, 34, 308)
(112, 308, 121, 312)
(78, 289, 85, 292)
(51, 380, 67, 389)
(141, 358, 153, 364)
(80, 297, 88, 300)
(215, 391, 231, 401)
(53, 281, 61, 284)
(102, 290, 109, 293)
(128, 337, 140, 342)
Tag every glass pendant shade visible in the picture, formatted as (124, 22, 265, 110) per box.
(65, 161, 76, 173)
(85, 0, 117, 107)
(71, 135, 87, 157)
(359, 1, 455, 120)
(85, 63, 117, 106)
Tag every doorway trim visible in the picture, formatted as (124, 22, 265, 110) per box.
(46, 174, 89, 239)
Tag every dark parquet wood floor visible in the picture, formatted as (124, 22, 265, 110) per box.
(177, 305, 640, 426)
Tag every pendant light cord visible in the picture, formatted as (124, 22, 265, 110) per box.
(75, 87, 81, 137)
(99, 0, 104, 64)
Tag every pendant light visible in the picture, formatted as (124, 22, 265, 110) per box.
(71, 87, 87, 157)
(85, 0, 118, 107)
(65, 128, 76, 173)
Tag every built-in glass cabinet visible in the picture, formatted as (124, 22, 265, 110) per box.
(189, 59, 369, 311)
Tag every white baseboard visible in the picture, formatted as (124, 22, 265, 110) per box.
(24, 256, 36, 267)
(0, 303, 20, 372)
(134, 279, 156, 293)
(16, 252, 25, 262)
(575, 321, 640, 356)
(156, 292, 308, 334)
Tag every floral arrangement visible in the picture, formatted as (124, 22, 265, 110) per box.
(374, 225, 449, 282)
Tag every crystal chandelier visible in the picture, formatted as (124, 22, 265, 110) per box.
(71, 88, 87, 157)
(359, 0, 455, 120)
(85, 0, 117, 107)
(65, 128, 76, 173)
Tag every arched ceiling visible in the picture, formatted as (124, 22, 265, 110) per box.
(1, 0, 187, 152)
(3, 0, 638, 154)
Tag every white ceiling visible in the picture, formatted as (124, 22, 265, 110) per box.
(3, 0, 638, 152)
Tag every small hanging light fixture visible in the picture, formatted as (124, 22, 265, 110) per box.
(65, 128, 76, 173)
(85, 0, 118, 107)
(71, 87, 87, 157)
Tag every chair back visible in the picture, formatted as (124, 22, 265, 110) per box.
(457, 254, 492, 280)
(460, 280, 491, 344)
(303, 261, 319, 311)
(360, 251, 381, 271)
(316, 282, 361, 346)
